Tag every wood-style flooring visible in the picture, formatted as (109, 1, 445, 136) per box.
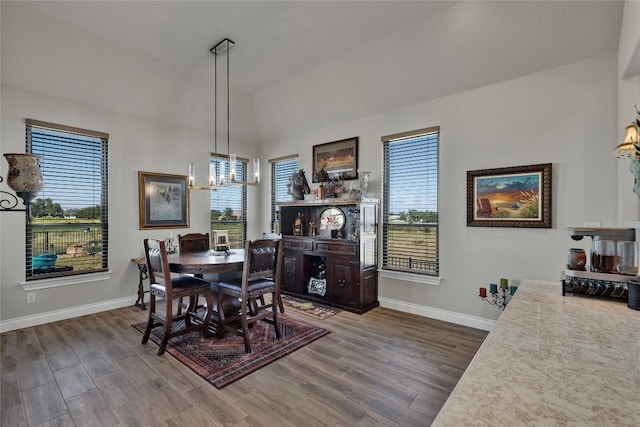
(1, 304, 487, 426)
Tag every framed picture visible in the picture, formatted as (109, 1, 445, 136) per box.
(467, 163, 552, 228)
(312, 137, 358, 182)
(138, 171, 190, 229)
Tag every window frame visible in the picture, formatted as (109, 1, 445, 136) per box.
(25, 119, 109, 281)
(269, 155, 299, 233)
(381, 126, 440, 279)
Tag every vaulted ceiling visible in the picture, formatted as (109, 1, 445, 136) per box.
(1, 1, 625, 139)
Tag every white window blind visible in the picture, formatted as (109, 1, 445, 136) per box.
(26, 119, 109, 280)
(382, 127, 439, 275)
(210, 155, 247, 249)
(270, 155, 298, 233)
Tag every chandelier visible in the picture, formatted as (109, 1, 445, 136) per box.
(189, 38, 259, 190)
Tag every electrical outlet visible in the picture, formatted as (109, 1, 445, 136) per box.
(26, 292, 36, 303)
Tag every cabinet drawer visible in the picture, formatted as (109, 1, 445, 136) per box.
(314, 241, 356, 255)
(283, 238, 313, 251)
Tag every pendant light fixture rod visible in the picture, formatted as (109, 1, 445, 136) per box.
(189, 37, 259, 188)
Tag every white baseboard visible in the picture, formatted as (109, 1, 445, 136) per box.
(0, 296, 138, 333)
(1, 295, 495, 333)
(378, 297, 495, 331)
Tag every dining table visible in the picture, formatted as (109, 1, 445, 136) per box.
(167, 249, 245, 276)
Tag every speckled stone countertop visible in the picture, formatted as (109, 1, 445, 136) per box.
(432, 279, 640, 426)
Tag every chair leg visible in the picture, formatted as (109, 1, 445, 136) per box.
(272, 293, 282, 341)
(184, 295, 194, 328)
(141, 294, 156, 344)
(157, 298, 173, 356)
(241, 305, 252, 353)
(277, 293, 285, 313)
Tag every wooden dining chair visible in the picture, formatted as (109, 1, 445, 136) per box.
(176, 233, 211, 313)
(212, 239, 283, 353)
(141, 238, 213, 355)
(178, 232, 210, 253)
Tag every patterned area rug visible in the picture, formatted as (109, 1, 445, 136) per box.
(281, 295, 340, 319)
(132, 316, 329, 389)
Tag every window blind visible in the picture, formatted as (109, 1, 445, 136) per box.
(25, 119, 109, 279)
(270, 155, 298, 233)
(382, 127, 439, 275)
(210, 155, 247, 249)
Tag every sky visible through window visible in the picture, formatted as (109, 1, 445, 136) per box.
(387, 134, 438, 216)
(210, 157, 244, 217)
(31, 128, 103, 211)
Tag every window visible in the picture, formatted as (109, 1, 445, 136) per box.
(270, 155, 299, 233)
(382, 127, 439, 275)
(26, 119, 109, 280)
(210, 155, 247, 249)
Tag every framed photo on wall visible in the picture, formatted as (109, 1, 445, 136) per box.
(312, 137, 358, 182)
(467, 163, 552, 228)
(138, 171, 190, 229)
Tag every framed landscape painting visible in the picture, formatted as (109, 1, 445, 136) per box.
(467, 163, 552, 228)
(312, 137, 358, 182)
(138, 171, 190, 229)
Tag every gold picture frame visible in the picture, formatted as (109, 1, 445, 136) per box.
(138, 171, 190, 229)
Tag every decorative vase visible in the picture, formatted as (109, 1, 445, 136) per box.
(567, 248, 587, 271)
(3, 153, 44, 204)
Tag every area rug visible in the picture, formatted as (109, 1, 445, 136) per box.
(132, 316, 329, 389)
(281, 295, 340, 319)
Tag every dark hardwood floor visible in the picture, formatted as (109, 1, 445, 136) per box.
(1, 303, 487, 426)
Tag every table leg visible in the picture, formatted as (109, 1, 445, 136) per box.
(134, 262, 148, 310)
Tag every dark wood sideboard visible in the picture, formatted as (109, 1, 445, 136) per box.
(277, 198, 379, 314)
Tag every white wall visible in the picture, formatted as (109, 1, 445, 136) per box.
(258, 54, 624, 324)
(0, 84, 261, 329)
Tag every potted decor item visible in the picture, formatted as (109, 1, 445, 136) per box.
(4, 153, 44, 204)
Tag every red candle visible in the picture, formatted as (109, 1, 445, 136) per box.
(479, 287, 487, 298)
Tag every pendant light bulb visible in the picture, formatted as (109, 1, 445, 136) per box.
(229, 154, 237, 181)
(188, 163, 196, 187)
(253, 158, 260, 183)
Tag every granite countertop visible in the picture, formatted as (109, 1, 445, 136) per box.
(432, 279, 640, 426)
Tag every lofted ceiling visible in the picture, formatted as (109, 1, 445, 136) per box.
(1, 1, 626, 139)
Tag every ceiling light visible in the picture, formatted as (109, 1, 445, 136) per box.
(189, 38, 260, 189)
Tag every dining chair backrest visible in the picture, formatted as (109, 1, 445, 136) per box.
(178, 233, 210, 253)
(244, 238, 282, 284)
(143, 238, 172, 291)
